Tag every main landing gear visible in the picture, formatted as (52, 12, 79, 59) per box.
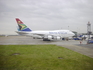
(43, 39, 51, 41)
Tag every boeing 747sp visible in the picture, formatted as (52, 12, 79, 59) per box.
(15, 18, 75, 41)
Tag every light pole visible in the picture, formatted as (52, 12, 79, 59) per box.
(87, 21, 91, 44)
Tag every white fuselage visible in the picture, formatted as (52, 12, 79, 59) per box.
(16, 30, 75, 40)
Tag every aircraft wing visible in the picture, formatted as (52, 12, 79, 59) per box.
(32, 33, 48, 37)
(31, 33, 57, 38)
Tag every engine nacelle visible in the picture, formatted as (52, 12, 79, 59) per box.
(56, 36, 61, 40)
(43, 35, 61, 40)
(47, 35, 53, 39)
(54, 36, 61, 40)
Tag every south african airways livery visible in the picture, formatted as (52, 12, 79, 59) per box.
(15, 18, 75, 41)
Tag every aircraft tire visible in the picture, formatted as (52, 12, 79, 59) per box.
(43, 39, 50, 41)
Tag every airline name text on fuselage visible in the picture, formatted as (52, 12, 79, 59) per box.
(49, 32, 67, 34)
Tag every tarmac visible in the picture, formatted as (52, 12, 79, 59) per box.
(0, 36, 93, 58)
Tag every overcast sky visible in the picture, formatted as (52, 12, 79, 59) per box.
(0, 0, 93, 34)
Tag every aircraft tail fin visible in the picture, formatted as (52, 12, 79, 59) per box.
(16, 18, 32, 31)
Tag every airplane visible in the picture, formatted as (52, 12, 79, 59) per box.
(15, 18, 75, 41)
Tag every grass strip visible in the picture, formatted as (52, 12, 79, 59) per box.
(0, 45, 93, 70)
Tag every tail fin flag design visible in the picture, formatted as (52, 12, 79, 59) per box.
(16, 18, 32, 31)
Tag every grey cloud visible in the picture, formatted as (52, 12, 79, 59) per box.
(0, 0, 93, 34)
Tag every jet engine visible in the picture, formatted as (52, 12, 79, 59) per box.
(47, 35, 53, 39)
(43, 35, 53, 41)
(56, 36, 61, 40)
(54, 36, 61, 40)
(43, 35, 61, 40)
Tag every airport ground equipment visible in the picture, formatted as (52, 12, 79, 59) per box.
(88, 40, 93, 44)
